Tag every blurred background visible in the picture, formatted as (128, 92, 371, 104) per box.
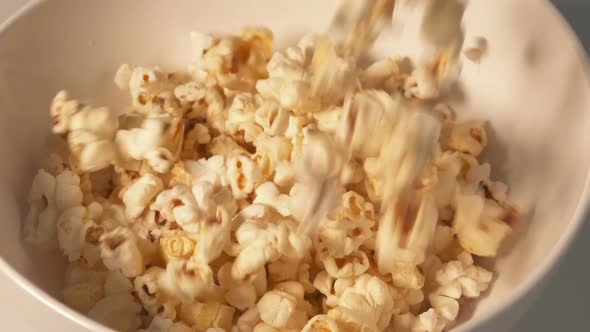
(0, 0, 588, 331)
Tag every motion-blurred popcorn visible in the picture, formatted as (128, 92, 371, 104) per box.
(121, 174, 163, 219)
(441, 120, 488, 157)
(159, 258, 216, 303)
(178, 301, 235, 331)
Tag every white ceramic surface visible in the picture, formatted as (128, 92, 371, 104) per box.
(0, 0, 588, 331)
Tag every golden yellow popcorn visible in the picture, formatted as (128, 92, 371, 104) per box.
(440, 120, 488, 157)
(179, 302, 235, 332)
(301, 314, 342, 332)
(160, 234, 196, 263)
(453, 194, 513, 257)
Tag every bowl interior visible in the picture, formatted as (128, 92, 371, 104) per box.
(0, 0, 589, 331)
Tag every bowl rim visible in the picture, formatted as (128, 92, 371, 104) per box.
(0, 1, 588, 332)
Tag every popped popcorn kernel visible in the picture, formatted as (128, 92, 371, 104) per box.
(100, 227, 145, 277)
(179, 301, 235, 331)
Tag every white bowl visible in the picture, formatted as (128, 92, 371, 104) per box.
(0, 0, 588, 331)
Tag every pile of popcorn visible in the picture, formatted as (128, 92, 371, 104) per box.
(24, 26, 518, 332)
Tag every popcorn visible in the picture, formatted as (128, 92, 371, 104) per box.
(134, 267, 178, 320)
(252, 135, 292, 178)
(234, 307, 262, 332)
(178, 302, 235, 331)
(159, 257, 216, 303)
(412, 309, 445, 332)
(301, 315, 341, 332)
(51, 90, 82, 134)
(122, 174, 164, 219)
(218, 262, 262, 310)
(252, 323, 281, 332)
(182, 123, 211, 159)
(255, 100, 290, 136)
(257, 290, 298, 328)
(195, 207, 232, 263)
(88, 294, 142, 332)
(326, 306, 379, 332)
(116, 117, 182, 173)
(185, 155, 229, 187)
(309, 36, 356, 107)
(226, 93, 264, 144)
(321, 251, 370, 279)
(390, 313, 416, 332)
(160, 234, 196, 263)
(375, 192, 438, 288)
(389, 286, 424, 315)
(361, 57, 408, 93)
(151, 185, 201, 233)
(114, 64, 133, 90)
(453, 194, 513, 257)
(210, 135, 250, 159)
(440, 120, 488, 157)
(52, 92, 120, 172)
(272, 161, 295, 188)
(428, 293, 459, 322)
(175, 82, 226, 131)
(55, 170, 84, 210)
(227, 156, 263, 199)
(193, 28, 273, 93)
(57, 203, 103, 261)
(100, 227, 144, 277)
(256, 43, 315, 112)
(404, 66, 440, 100)
(253, 182, 291, 216)
(25, 169, 83, 246)
(336, 274, 394, 331)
